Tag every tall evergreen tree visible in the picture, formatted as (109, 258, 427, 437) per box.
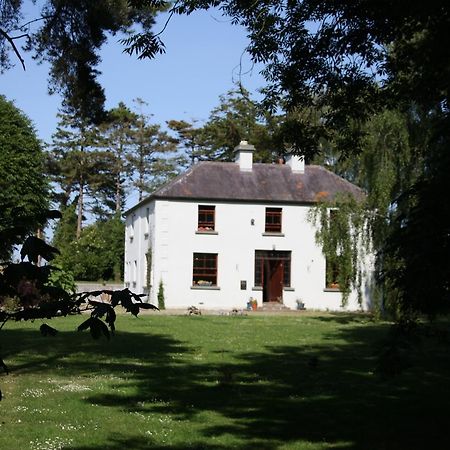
(96, 102, 137, 214)
(128, 98, 179, 200)
(201, 87, 282, 162)
(168, 87, 284, 164)
(48, 111, 109, 236)
(167, 119, 211, 165)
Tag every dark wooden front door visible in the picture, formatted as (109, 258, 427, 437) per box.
(263, 258, 284, 302)
(255, 250, 291, 303)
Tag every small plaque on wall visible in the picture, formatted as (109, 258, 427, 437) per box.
(240, 280, 247, 290)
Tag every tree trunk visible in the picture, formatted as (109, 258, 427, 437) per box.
(115, 172, 121, 213)
(36, 228, 42, 267)
(76, 174, 84, 240)
(138, 148, 144, 202)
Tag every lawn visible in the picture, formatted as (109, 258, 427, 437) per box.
(0, 312, 449, 449)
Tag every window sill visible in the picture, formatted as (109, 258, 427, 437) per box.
(252, 286, 263, 291)
(196, 230, 218, 235)
(262, 232, 285, 237)
(323, 288, 341, 292)
(191, 285, 221, 290)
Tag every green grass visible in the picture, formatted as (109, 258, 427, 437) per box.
(0, 313, 449, 449)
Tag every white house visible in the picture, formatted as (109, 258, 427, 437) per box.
(124, 141, 372, 311)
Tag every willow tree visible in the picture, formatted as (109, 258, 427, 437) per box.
(310, 108, 429, 314)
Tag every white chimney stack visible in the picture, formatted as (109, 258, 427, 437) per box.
(234, 140, 255, 171)
(286, 153, 305, 173)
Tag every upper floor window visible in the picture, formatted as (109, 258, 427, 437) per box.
(265, 208, 282, 233)
(198, 205, 215, 231)
(145, 207, 150, 235)
(129, 214, 135, 240)
(193, 253, 218, 286)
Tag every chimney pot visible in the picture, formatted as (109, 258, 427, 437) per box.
(234, 140, 255, 171)
(286, 153, 305, 173)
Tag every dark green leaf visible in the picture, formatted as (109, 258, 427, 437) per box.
(0, 358, 9, 375)
(89, 317, 110, 340)
(20, 236, 60, 263)
(40, 323, 58, 337)
(77, 317, 93, 332)
(139, 303, 159, 310)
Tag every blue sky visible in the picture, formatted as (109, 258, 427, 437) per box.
(1, 7, 265, 143)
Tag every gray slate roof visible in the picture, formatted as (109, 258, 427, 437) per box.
(126, 162, 365, 214)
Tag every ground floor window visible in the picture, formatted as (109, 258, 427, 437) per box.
(325, 258, 340, 289)
(193, 253, 218, 286)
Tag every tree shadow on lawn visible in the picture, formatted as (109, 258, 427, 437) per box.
(309, 312, 375, 325)
(2, 318, 450, 449)
(0, 325, 189, 379)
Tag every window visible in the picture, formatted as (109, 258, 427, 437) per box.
(325, 209, 340, 289)
(129, 214, 135, 241)
(325, 258, 340, 289)
(198, 205, 215, 231)
(265, 208, 282, 233)
(193, 253, 218, 286)
(124, 261, 130, 283)
(132, 260, 137, 288)
(145, 207, 150, 237)
(133, 260, 137, 282)
(254, 250, 291, 287)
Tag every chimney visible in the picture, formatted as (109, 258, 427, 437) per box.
(234, 140, 255, 171)
(286, 153, 305, 173)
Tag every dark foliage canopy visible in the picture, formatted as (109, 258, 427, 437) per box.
(0, 95, 50, 260)
(0, 0, 167, 121)
(175, 0, 450, 155)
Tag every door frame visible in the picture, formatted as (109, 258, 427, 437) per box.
(255, 250, 291, 303)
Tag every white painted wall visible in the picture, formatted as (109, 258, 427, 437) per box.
(125, 199, 373, 311)
(124, 202, 155, 297)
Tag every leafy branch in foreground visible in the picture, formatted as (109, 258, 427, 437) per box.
(0, 212, 158, 400)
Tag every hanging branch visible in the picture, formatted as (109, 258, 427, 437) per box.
(0, 28, 26, 70)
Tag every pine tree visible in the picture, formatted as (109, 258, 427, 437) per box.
(128, 99, 180, 200)
(48, 112, 99, 237)
(96, 102, 137, 213)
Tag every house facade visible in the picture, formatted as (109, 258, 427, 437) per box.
(124, 142, 372, 311)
